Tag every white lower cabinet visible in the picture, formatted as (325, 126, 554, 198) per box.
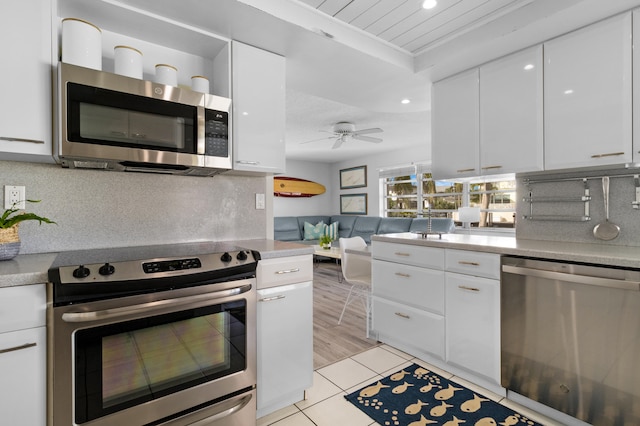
(445, 272, 500, 384)
(372, 242, 502, 390)
(444, 249, 501, 385)
(372, 297, 445, 359)
(0, 284, 46, 426)
(256, 255, 313, 418)
(372, 242, 445, 360)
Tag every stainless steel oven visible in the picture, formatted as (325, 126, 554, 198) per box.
(47, 243, 259, 426)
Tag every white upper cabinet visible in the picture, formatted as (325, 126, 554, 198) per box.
(232, 42, 286, 174)
(0, 0, 53, 162)
(431, 69, 479, 180)
(480, 45, 543, 174)
(544, 13, 632, 170)
(633, 10, 640, 163)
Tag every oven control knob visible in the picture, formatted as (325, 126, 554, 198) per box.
(73, 265, 91, 279)
(99, 263, 115, 276)
(221, 252, 233, 263)
(237, 251, 248, 261)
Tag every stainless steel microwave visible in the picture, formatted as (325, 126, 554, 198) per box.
(56, 62, 232, 176)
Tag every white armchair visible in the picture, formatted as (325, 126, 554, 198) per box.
(338, 237, 372, 335)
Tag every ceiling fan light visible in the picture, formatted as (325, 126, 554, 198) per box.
(423, 0, 437, 10)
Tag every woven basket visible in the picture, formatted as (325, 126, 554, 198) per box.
(0, 225, 20, 260)
(0, 225, 19, 244)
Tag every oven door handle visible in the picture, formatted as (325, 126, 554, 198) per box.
(61, 284, 252, 323)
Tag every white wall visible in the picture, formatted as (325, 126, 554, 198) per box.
(275, 146, 428, 217)
(330, 147, 429, 216)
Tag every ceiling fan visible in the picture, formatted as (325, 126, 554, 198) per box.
(300, 121, 383, 149)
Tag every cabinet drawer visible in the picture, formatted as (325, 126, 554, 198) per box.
(445, 249, 500, 279)
(257, 255, 313, 289)
(372, 260, 444, 314)
(0, 284, 46, 334)
(372, 297, 444, 359)
(372, 242, 444, 269)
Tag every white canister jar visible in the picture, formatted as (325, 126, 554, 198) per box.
(114, 45, 143, 79)
(62, 18, 102, 70)
(190, 76, 210, 93)
(155, 64, 178, 86)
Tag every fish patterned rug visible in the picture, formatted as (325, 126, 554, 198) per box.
(345, 363, 544, 426)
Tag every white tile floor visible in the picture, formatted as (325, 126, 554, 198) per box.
(257, 345, 564, 426)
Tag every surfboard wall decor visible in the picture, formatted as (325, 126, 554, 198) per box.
(274, 177, 326, 197)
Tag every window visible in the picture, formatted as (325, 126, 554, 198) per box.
(380, 165, 516, 228)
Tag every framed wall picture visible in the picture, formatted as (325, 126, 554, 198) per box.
(340, 193, 368, 215)
(340, 165, 367, 189)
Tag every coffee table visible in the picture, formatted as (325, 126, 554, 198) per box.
(313, 245, 342, 282)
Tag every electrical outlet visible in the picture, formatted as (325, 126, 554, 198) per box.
(4, 185, 26, 210)
(255, 193, 265, 210)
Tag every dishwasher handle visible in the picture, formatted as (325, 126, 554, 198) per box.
(502, 264, 640, 291)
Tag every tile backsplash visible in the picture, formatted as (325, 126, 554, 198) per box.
(0, 160, 268, 254)
(516, 168, 640, 247)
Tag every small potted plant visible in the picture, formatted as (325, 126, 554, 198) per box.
(319, 234, 332, 250)
(0, 200, 55, 260)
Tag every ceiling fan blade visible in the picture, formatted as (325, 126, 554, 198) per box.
(353, 127, 383, 136)
(331, 138, 344, 149)
(353, 135, 383, 143)
(299, 136, 334, 144)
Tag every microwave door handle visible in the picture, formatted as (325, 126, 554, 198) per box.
(61, 284, 252, 323)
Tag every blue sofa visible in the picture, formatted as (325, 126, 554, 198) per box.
(274, 215, 455, 244)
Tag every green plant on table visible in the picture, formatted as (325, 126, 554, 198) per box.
(319, 234, 332, 249)
(0, 200, 56, 229)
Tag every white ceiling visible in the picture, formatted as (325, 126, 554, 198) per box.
(296, 0, 534, 55)
(67, 0, 640, 163)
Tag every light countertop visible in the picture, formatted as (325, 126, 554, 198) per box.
(0, 239, 313, 288)
(372, 233, 640, 268)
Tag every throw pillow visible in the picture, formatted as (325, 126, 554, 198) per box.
(324, 221, 339, 241)
(303, 221, 325, 240)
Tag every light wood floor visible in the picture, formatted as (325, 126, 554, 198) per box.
(312, 261, 380, 369)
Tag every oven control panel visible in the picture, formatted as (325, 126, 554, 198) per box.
(143, 258, 202, 274)
(54, 250, 258, 284)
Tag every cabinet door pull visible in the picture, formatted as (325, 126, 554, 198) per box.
(395, 312, 411, 319)
(456, 168, 475, 173)
(0, 136, 44, 144)
(458, 285, 480, 292)
(481, 165, 502, 170)
(236, 160, 260, 165)
(259, 295, 286, 302)
(394, 252, 411, 257)
(275, 268, 300, 274)
(591, 152, 624, 158)
(458, 261, 480, 266)
(0, 342, 37, 354)
(395, 272, 411, 278)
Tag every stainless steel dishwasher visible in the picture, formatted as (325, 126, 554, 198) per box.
(501, 256, 640, 426)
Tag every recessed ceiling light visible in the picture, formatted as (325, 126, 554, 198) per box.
(401, 99, 411, 104)
(423, 0, 437, 10)
(523, 64, 535, 71)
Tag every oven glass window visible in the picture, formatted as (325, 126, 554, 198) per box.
(74, 300, 247, 423)
(67, 82, 197, 153)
